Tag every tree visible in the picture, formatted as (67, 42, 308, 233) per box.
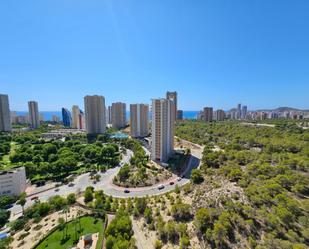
(84, 187, 94, 203)
(135, 197, 147, 215)
(180, 236, 190, 249)
(191, 169, 204, 184)
(118, 164, 130, 182)
(58, 217, 65, 240)
(194, 208, 212, 233)
(18, 193, 27, 215)
(63, 206, 69, 238)
(49, 195, 67, 210)
(105, 210, 133, 248)
(171, 203, 192, 221)
(67, 193, 76, 205)
(154, 240, 163, 249)
(166, 220, 178, 243)
(0, 195, 15, 209)
(144, 207, 153, 224)
(175, 184, 180, 194)
(0, 210, 10, 228)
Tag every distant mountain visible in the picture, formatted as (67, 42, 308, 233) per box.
(256, 107, 309, 112)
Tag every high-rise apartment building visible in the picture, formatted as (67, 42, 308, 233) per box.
(215, 109, 225, 121)
(237, 103, 242, 119)
(203, 107, 213, 122)
(72, 105, 80, 129)
(166, 91, 177, 120)
(52, 115, 60, 123)
(84, 95, 106, 134)
(0, 94, 12, 132)
(111, 102, 126, 129)
(0, 167, 26, 196)
(107, 106, 112, 124)
(241, 105, 247, 119)
(177, 110, 183, 120)
(28, 101, 40, 129)
(130, 104, 149, 138)
(62, 108, 72, 127)
(151, 98, 174, 162)
(78, 110, 85, 130)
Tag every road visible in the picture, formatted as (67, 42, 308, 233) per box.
(9, 144, 202, 221)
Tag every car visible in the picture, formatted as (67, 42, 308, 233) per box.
(158, 184, 164, 190)
(169, 181, 175, 185)
(5, 204, 13, 209)
(124, 189, 130, 193)
(93, 181, 97, 184)
(177, 177, 182, 182)
(55, 188, 60, 192)
(68, 183, 74, 187)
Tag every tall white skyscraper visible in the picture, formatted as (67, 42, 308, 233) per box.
(151, 98, 174, 162)
(111, 102, 126, 129)
(28, 101, 40, 129)
(72, 105, 80, 129)
(0, 94, 12, 132)
(130, 104, 149, 138)
(84, 95, 106, 134)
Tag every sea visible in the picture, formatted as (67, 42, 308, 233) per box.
(15, 111, 199, 121)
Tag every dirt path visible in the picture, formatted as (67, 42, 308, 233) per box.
(132, 218, 155, 249)
(102, 214, 115, 249)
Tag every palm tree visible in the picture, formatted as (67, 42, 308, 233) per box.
(18, 192, 27, 215)
(58, 217, 65, 240)
(77, 209, 82, 232)
(63, 205, 69, 238)
(74, 216, 78, 242)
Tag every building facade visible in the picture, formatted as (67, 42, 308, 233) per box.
(52, 115, 60, 123)
(176, 110, 183, 120)
(111, 102, 126, 129)
(0, 167, 27, 196)
(107, 106, 112, 124)
(215, 109, 225, 121)
(130, 104, 149, 138)
(72, 105, 80, 129)
(0, 94, 12, 132)
(28, 101, 40, 129)
(62, 108, 72, 127)
(151, 98, 174, 162)
(78, 110, 85, 130)
(241, 105, 247, 119)
(203, 107, 213, 122)
(84, 95, 106, 134)
(166, 91, 177, 121)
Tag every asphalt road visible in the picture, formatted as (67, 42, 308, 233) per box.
(9, 146, 201, 220)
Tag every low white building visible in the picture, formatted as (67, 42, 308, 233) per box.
(0, 167, 27, 196)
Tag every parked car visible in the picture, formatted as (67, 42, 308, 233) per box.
(124, 189, 130, 193)
(177, 177, 182, 182)
(158, 184, 165, 190)
(68, 183, 74, 187)
(55, 188, 60, 192)
(169, 181, 175, 185)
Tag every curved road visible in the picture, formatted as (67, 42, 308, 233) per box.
(9, 145, 201, 220)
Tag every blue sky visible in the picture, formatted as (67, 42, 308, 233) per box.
(0, 0, 308, 111)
